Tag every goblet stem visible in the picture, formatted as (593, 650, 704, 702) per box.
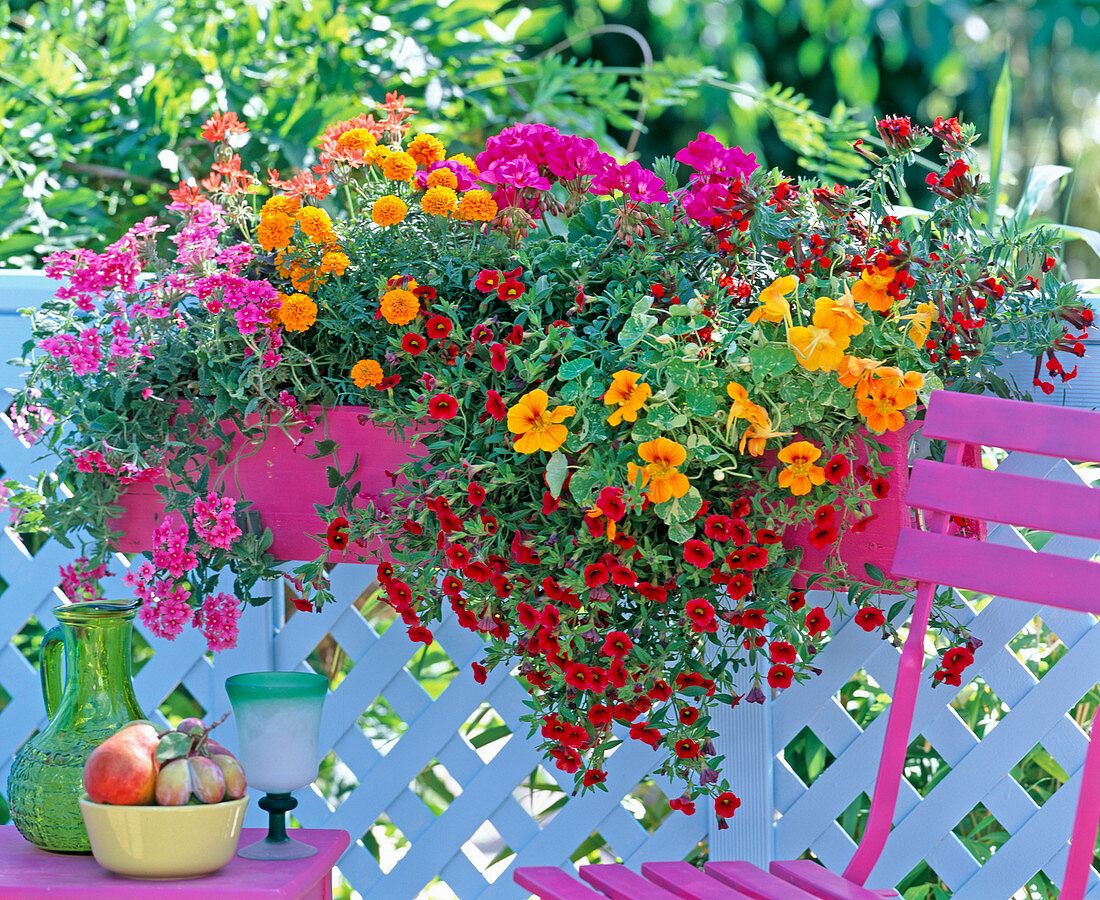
(237, 791, 317, 860)
(260, 792, 296, 844)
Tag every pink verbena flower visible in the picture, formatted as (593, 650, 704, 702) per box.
(58, 556, 111, 601)
(197, 592, 241, 652)
(138, 580, 192, 640)
(151, 513, 198, 577)
(192, 491, 243, 550)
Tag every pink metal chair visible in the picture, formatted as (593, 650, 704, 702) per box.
(516, 390, 1100, 900)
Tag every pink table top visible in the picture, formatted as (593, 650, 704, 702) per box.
(0, 825, 350, 899)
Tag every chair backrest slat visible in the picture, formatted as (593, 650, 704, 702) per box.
(907, 459, 1100, 541)
(891, 529, 1100, 614)
(921, 390, 1100, 463)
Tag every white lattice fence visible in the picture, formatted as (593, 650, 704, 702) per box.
(3, 270, 1100, 900)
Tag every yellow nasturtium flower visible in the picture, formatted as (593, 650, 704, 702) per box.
(776, 441, 826, 496)
(747, 275, 797, 328)
(604, 370, 652, 426)
(507, 390, 575, 454)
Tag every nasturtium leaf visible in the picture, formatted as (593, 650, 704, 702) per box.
(559, 357, 594, 381)
(545, 451, 569, 499)
(685, 385, 718, 416)
(668, 520, 696, 543)
(748, 345, 798, 380)
(656, 486, 703, 524)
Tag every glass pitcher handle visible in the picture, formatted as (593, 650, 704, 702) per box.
(39, 626, 65, 720)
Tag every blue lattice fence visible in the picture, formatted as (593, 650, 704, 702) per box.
(3, 270, 1100, 899)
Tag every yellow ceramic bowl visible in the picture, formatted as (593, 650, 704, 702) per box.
(79, 796, 248, 879)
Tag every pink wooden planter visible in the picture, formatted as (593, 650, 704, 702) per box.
(109, 406, 426, 563)
(782, 424, 984, 589)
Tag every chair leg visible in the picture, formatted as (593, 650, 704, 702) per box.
(1061, 706, 1100, 900)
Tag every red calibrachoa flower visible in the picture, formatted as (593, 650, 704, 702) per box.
(704, 514, 734, 541)
(583, 563, 609, 587)
(788, 590, 806, 611)
(741, 608, 767, 629)
(714, 791, 742, 818)
(428, 393, 459, 419)
(805, 606, 831, 637)
(674, 738, 700, 759)
(425, 315, 453, 340)
(600, 630, 633, 658)
(823, 455, 850, 485)
(474, 269, 501, 292)
(767, 664, 794, 689)
(670, 795, 696, 816)
(326, 516, 349, 550)
(471, 662, 487, 684)
(498, 276, 526, 301)
(685, 597, 715, 628)
(401, 332, 427, 355)
(854, 606, 886, 631)
(683, 540, 714, 568)
(770, 641, 797, 664)
(407, 625, 433, 645)
(485, 389, 506, 421)
(583, 768, 608, 788)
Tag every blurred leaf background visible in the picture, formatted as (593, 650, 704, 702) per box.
(1, 0, 1098, 274)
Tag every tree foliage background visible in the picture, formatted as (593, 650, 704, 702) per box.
(1, 0, 1098, 275)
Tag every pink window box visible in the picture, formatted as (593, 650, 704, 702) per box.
(109, 406, 425, 563)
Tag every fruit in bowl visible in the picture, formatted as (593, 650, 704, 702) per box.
(79, 717, 250, 879)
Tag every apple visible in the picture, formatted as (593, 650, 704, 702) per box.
(83, 722, 161, 805)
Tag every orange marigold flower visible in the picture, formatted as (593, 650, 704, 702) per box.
(289, 265, 314, 293)
(747, 275, 796, 327)
(366, 144, 392, 168)
(448, 153, 479, 177)
(637, 437, 690, 504)
(261, 195, 300, 218)
(336, 128, 377, 154)
(604, 370, 652, 425)
(318, 251, 349, 276)
(372, 195, 408, 227)
(350, 359, 383, 389)
(421, 186, 458, 216)
(507, 390, 575, 454)
(851, 258, 898, 313)
(407, 132, 446, 167)
(777, 441, 826, 496)
(296, 206, 335, 244)
(457, 189, 498, 223)
(380, 288, 420, 325)
(278, 293, 318, 332)
(426, 168, 459, 190)
(257, 212, 294, 251)
(382, 151, 417, 181)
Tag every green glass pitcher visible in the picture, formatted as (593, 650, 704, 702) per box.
(7, 599, 147, 852)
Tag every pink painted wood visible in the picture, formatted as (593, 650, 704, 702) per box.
(579, 863, 697, 899)
(833, 390, 1100, 900)
(109, 407, 425, 562)
(0, 825, 349, 899)
(704, 861, 832, 899)
(514, 866, 610, 899)
(642, 861, 759, 898)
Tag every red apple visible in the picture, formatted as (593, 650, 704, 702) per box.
(83, 722, 161, 805)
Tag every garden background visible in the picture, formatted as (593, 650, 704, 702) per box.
(2, 1, 1099, 899)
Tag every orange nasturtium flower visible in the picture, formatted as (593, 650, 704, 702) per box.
(851, 258, 898, 313)
(380, 288, 420, 326)
(837, 355, 884, 391)
(633, 437, 690, 504)
(787, 324, 847, 372)
(776, 441, 827, 496)
(812, 293, 867, 340)
(746, 275, 797, 327)
(604, 370, 653, 426)
(901, 301, 936, 346)
(507, 390, 575, 454)
(739, 406, 791, 457)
